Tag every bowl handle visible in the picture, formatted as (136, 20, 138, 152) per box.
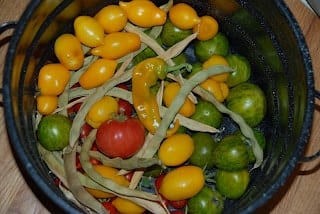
(300, 89, 320, 162)
(0, 21, 16, 34)
(0, 21, 17, 107)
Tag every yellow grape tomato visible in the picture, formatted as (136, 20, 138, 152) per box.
(112, 197, 146, 214)
(158, 133, 194, 166)
(79, 58, 117, 89)
(159, 165, 205, 201)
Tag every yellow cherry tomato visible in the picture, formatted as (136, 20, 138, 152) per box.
(119, 0, 166, 28)
(163, 82, 195, 117)
(203, 55, 230, 82)
(74, 15, 105, 47)
(54, 34, 84, 70)
(36, 95, 58, 115)
(95, 5, 127, 33)
(38, 63, 70, 96)
(79, 58, 117, 89)
(85, 96, 118, 128)
(169, 3, 200, 30)
(158, 133, 194, 166)
(159, 165, 205, 201)
(193, 15, 219, 41)
(112, 197, 146, 214)
(91, 32, 141, 60)
(86, 165, 130, 198)
(200, 78, 229, 102)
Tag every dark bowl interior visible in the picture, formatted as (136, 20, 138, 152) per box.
(3, 0, 314, 213)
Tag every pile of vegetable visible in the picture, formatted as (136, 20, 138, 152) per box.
(35, 0, 267, 213)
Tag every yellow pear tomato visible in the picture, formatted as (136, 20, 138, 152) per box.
(54, 33, 84, 70)
(79, 58, 117, 89)
(94, 5, 127, 33)
(91, 32, 141, 60)
(119, 0, 166, 28)
(37, 63, 70, 96)
(74, 15, 105, 47)
(169, 3, 200, 30)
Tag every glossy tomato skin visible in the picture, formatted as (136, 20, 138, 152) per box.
(215, 168, 250, 199)
(189, 132, 218, 169)
(159, 166, 205, 201)
(188, 186, 224, 214)
(118, 98, 133, 117)
(37, 114, 71, 151)
(168, 199, 187, 209)
(96, 117, 145, 158)
(212, 135, 249, 171)
(79, 122, 93, 142)
(154, 174, 187, 209)
(226, 82, 266, 127)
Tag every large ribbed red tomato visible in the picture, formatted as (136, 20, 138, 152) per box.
(96, 117, 145, 158)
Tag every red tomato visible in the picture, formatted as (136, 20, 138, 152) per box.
(89, 143, 101, 165)
(155, 173, 166, 192)
(118, 99, 133, 117)
(117, 83, 129, 90)
(169, 199, 187, 209)
(67, 102, 82, 119)
(101, 201, 117, 214)
(116, 84, 133, 117)
(79, 122, 93, 141)
(125, 171, 135, 181)
(96, 117, 145, 158)
(75, 153, 84, 172)
(54, 177, 61, 186)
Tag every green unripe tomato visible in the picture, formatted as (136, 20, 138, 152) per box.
(37, 114, 71, 151)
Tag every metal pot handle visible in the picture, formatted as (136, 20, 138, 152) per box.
(300, 90, 320, 162)
(0, 21, 16, 34)
(0, 21, 17, 107)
